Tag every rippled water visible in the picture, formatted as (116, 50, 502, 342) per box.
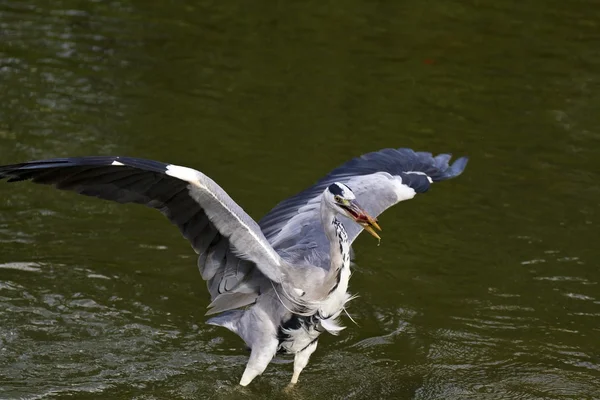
(1, 0, 599, 399)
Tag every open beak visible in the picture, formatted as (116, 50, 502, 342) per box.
(342, 200, 382, 241)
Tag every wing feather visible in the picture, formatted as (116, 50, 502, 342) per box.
(0, 156, 285, 311)
(259, 148, 468, 267)
(0, 149, 467, 314)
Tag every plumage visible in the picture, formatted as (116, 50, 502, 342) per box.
(0, 147, 468, 386)
(260, 149, 468, 268)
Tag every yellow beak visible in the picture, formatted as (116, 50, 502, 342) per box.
(360, 218, 382, 241)
(343, 200, 382, 242)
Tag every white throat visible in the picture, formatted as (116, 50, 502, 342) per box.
(319, 201, 352, 319)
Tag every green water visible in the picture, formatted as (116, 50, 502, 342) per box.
(1, 1, 599, 399)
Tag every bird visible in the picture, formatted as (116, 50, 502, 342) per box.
(0, 148, 468, 386)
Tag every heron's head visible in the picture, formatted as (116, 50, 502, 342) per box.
(325, 182, 381, 240)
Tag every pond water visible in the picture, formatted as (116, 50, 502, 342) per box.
(1, 1, 599, 399)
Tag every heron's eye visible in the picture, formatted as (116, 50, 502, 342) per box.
(334, 195, 342, 203)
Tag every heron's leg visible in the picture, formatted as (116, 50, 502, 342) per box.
(239, 336, 278, 386)
(290, 339, 318, 384)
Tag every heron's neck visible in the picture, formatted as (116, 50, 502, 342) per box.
(320, 203, 350, 274)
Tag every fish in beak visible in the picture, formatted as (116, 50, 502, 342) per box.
(341, 200, 382, 241)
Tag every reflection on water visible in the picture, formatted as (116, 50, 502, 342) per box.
(1, 0, 600, 399)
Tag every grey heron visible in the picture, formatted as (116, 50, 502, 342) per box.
(0, 148, 468, 386)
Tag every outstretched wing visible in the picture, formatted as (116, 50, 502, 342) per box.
(259, 148, 468, 268)
(0, 156, 284, 313)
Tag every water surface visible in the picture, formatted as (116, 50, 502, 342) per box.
(1, 1, 599, 399)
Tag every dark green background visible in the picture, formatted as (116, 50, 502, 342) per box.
(1, 1, 599, 398)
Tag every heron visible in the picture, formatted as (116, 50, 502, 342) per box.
(0, 148, 467, 386)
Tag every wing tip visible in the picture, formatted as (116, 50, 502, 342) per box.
(445, 156, 469, 179)
(0, 156, 176, 184)
(408, 149, 468, 182)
